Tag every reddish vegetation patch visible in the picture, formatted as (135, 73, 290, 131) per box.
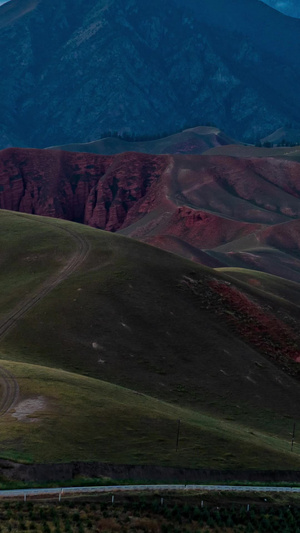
(209, 280, 300, 363)
(170, 140, 211, 154)
(248, 278, 262, 287)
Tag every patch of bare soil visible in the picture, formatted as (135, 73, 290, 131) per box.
(12, 396, 47, 422)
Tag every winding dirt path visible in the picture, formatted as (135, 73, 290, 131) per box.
(0, 220, 91, 415)
(0, 365, 19, 416)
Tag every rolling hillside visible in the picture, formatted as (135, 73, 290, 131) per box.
(205, 144, 300, 162)
(261, 127, 300, 146)
(48, 127, 236, 156)
(0, 211, 300, 469)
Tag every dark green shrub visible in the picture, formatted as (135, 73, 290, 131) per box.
(192, 506, 201, 520)
(42, 522, 51, 533)
(182, 504, 190, 518)
(207, 517, 216, 528)
(72, 512, 80, 522)
(64, 519, 72, 533)
(39, 509, 47, 521)
(78, 523, 84, 533)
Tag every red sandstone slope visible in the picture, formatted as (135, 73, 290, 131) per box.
(260, 219, 300, 254)
(210, 219, 300, 282)
(1, 148, 300, 281)
(0, 148, 169, 230)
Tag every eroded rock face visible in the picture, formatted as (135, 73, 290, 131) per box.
(84, 152, 169, 232)
(0, 148, 169, 231)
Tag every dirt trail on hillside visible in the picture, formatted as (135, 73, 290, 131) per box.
(0, 218, 91, 415)
(0, 365, 19, 416)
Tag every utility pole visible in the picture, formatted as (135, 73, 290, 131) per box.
(176, 419, 181, 452)
(291, 423, 296, 452)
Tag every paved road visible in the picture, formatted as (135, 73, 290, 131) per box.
(0, 217, 90, 415)
(1, 484, 300, 499)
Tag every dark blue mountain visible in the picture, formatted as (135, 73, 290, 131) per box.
(0, 0, 300, 148)
(261, 1, 300, 18)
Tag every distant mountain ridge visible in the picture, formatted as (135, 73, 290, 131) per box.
(1, 0, 300, 148)
(48, 127, 237, 156)
(261, 0, 300, 18)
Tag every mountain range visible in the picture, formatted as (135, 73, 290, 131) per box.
(1, 0, 300, 148)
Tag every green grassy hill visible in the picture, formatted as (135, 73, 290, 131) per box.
(0, 211, 74, 318)
(1, 210, 300, 469)
(204, 144, 300, 162)
(1, 359, 298, 469)
(48, 127, 236, 156)
(216, 268, 300, 308)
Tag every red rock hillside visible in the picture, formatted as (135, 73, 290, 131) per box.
(1, 148, 300, 281)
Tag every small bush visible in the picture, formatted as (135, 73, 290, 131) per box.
(96, 517, 122, 532)
(131, 517, 160, 532)
(42, 522, 51, 533)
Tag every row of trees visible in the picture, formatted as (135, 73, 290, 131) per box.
(255, 139, 300, 148)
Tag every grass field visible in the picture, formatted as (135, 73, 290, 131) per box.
(204, 143, 300, 162)
(217, 268, 300, 307)
(48, 126, 235, 156)
(0, 212, 75, 318)
(0, 211, 300, 470)
(0, 359, 298, 468)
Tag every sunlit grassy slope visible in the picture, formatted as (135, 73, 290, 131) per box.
(1, 210, 300, 469)
(216, 267, 300, 307)
(48, 127, 235, 155)
(0, 211, 75, 318)
(204, 144, 300, 162)
(0, 359, 299, 469)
